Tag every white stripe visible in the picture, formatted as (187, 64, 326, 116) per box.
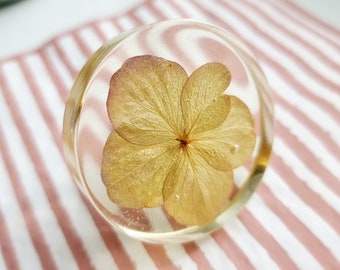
(57, 34, 88, 71)
(0, 246, 6, 270)
(44, 45, 74, 90)
(153, 0, 183, 20)
(71, 154, 120, 268)
(117, 234, 157, 270)
(172, 0, 210, 22)
(0, 153, 43, 270)
(117, 16, 136, 31)
(97, 21, 120, 40)
(197, 236, 238, 270)
(163, 244, 198, 270)
(231, 0, 340, 84)
(264, 66, 340, 147)
(23, 54, 65, 127)
(273, 137, 340, 214)
(275, 104, 340, 178)
(143, 208, 174, 232)
(265, 168, 340, 259)
(81, 155, 122, 216)
(269, 0, 340, 45)
(134, 5, 159, 24)
(79, 107, 111, 145)
(246, 193, 323, 269)
(1, 61, 118, 270)
(226, 218, 280, 269)
(259, 0, 340, 62)
(0, 71, 78, 270)
(77, 26, 104, 52)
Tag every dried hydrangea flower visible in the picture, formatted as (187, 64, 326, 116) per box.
(101, 55, 255, 226)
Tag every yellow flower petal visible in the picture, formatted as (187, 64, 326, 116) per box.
(196, 96, 256, 168)
(101, 131, 177, 208)
(107, 55, 188, 145)
(190, 95, 231, 134)
(190, 140, 232, 171)
(181, 63, 231, 133)
(163, 151, 233, 226)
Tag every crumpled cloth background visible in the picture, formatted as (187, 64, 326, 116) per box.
(0, 0, 339, 269)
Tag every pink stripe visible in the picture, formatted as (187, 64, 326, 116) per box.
(0, 125, 57, 270)
(0, 205, 20, 270)
(0, 64, 94, 270)
(72, 30, 95, 58)
(281, 0, 340, 43)
(53, 40, 79, 78)
(271, 153, 340, 234)
(264, 0, 340, 51)
(83, 204, 136, 270)
(224, 1, 340, 95)
(238, 210, 299, 269)
(260, 50, 339, 123)
(108, 19, 125, 33)
(273, 95, 340, 231)
(244, 0, 340, 71)
(182, 242, 214, 270)
(126, 7, 144, 25)
(38, 47, 69, 102)
(211, 229, 256, 270)
(274, 92, 340, 161)
(143, 244, 180, 270)
(18, 57, 63, 151)
(257, 183, 340, 268)
(276, 121, 339, 195)
(91, 23, 110, 43)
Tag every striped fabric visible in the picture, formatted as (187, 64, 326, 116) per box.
(0, 0, 339, 269)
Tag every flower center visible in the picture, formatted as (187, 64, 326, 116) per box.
(179, 139, 188, 147)
(176, 134, 190, 150)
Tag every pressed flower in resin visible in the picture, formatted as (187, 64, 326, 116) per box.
(101, 55, 255, 226)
